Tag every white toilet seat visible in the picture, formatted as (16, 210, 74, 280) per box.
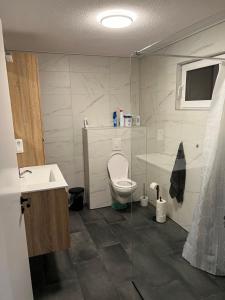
(112, 178, 137, 192)
(113, 178, 137, 189)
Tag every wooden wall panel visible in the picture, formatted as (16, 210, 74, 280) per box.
(24, 188, 70, 257)
(7, 52, 45, 167)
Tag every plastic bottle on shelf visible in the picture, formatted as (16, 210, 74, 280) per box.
(113, 111, 117, 127)
(119, 109, 124, 127)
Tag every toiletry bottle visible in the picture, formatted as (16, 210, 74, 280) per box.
(113, 111, 117, 127)
(119, 109, 124, 127)
(124, 113, 132, 127)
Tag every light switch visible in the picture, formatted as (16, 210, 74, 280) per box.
(15, 139, 24, 153)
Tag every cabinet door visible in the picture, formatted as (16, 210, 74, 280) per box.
(24, 188, 70, 257)
(7, 51, 45, 167)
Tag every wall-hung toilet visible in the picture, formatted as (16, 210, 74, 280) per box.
(107, 152, 137, 205)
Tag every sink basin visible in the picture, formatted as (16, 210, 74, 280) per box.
(20, 164, 68, 193)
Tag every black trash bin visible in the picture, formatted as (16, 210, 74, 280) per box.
(69, 187, 84, 211)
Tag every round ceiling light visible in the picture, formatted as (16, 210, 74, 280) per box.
(98, 10, 136, 29)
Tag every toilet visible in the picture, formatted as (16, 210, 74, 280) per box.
(107, 152, 137, 204)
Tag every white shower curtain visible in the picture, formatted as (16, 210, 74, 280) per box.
(183, 62, 225, 275)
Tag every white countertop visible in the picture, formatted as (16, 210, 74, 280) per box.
(20, 164, 68, 193)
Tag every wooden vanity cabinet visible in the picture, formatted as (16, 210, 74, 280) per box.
(23, 188, 70, 257)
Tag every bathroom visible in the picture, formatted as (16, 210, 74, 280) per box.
(1, 1, 225, 300)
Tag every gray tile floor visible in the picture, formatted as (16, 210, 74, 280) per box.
(30, 203, 225, 300)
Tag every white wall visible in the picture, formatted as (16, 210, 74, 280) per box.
(139, 21, 225, 231)
(0, 20, 33, 300)
(38, 54, 139, 188)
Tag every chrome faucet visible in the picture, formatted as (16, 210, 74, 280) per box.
(19, 169, 32, 178)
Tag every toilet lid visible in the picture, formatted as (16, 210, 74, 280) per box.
(107, 153, 128, 180)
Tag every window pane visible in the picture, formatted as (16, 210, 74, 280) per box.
(185, 64, 219, 101)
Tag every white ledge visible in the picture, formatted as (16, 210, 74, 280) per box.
(136, 153, 202, 172)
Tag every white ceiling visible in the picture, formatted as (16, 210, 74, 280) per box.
(1, 0, 225, 56)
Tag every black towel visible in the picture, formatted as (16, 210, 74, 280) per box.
(169, 142, 186, 203)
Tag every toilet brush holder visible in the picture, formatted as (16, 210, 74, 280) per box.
(140, 195, 149, 207)
(140, 183, 148, 207)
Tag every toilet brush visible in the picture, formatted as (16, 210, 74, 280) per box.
(140, 183, 148, 207)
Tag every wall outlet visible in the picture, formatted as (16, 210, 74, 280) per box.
(15, 139, 24, 153)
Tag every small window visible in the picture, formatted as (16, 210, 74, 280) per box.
(176, 59, 220, 110)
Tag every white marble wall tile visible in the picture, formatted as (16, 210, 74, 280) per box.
(132, 173, 147, 201)
(74, 170, 84, 187)
(90, 189, 112, 209)
(44, 141, 74, 162)
(74, 140, 83, 156)
(38, 56, 74, 187)
(185, 168, 202, 194)
(72, 94, 111, 128)
(180, 121, 207, 144)
(90, 174, 109, 193)
(37, 54, 69, 72)
(39, 54, 132, 190)
(131, 157, 147, 176)
(74, 154, 84, 172)
(89, 155, 108, 176)
(44, 128, 74, 144)
(109, 57, 130, 74)
(88, 140, 111, 159)
(39, 71, 71, 93)
(110, 72, 130, 96)
(70, 72, 109, 96)
(130, 57, 140, 116)
(109, 94, 130, 115)
(40, 93, 74, 144)
(88, 128, 119, 143)
(69, 55, 109, 73)
(130, 93, 140, 117)
(131, 127, 148, 201)
(164, 120, 182, 141)
(41, 94, 72, 114)
(166, 191, 199, 232)
(42, 109, 73, 132)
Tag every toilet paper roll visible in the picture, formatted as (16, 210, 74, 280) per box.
(156, 199, 167, 223)
(150, 182, 159, 190)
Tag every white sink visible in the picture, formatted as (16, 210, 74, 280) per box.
(20, 164, 68, 193)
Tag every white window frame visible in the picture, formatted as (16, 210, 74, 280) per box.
(177, 59, 221, 110)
